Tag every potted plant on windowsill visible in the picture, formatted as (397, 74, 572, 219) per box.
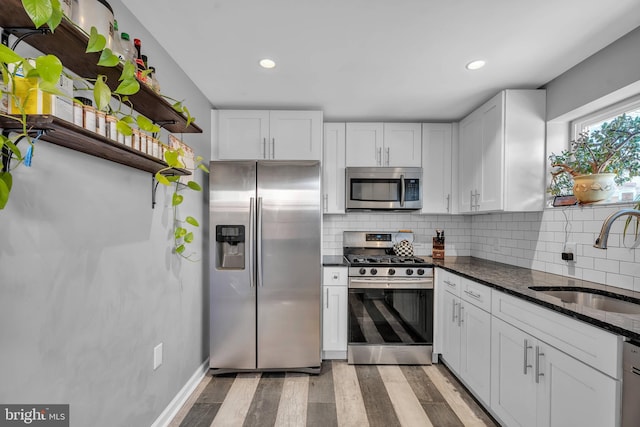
(548, 114, 640, 204)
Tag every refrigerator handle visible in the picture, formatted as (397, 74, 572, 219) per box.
(249, 197, 256, 288)
(257, 197, 264, 287)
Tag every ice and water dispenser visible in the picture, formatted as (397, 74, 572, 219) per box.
(215, 225, 245, 269)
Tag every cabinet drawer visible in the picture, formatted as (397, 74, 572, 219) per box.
(492, 291, 621, 378)
(323, 267, 348, 287)
(438, 269, 461, 297)
(460, 278, 491, 312)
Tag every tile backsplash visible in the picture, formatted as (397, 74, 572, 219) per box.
(323, 203, 640, 292)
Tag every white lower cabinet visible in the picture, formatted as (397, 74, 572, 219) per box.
(438, 270, 491, 405)
(436, 268, 622, 427)
(322, 267, 348, 359)
(491, 317, 619, 427)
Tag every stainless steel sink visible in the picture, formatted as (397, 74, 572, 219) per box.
(529, 286, 640, 315)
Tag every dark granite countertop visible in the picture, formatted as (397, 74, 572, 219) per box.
(322, 255, 349, 267)
(432, 256, 640, 341)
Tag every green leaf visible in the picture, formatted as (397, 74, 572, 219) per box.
(119, 61, 136, 81)
(0, 173, 10, 210)
(175, 244, 185, 254)
(0, 171, 13, 192)
(46, 0, 63, 31)
(97, 48, 120, 67)
(38, 80, 66, 96)
(184, 232, 194, 243)
(172, 192, 184, 206)
(187, 181, 201, 191)
(198, 164, 209, 173)
(136, 115, 160, 133)
(0, 44, 24, 64)
(120, 115, 135, 124)
(116, 119, 133, 136)
(35, 54, 62, 83)
(93, 75, 111, 111)
(4, 139, 23, 160)
(165, 175, 180, 182)
(155, 172, 170, 186)
(86, 27, 106, 53)
(164, 150, 181, 168)
(114, 78, 140, 95)
(21, 0, 52, 29)
(185, 216, 199, 227)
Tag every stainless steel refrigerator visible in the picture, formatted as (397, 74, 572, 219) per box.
(209, 160, 321, 373)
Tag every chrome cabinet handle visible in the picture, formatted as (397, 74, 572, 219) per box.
(470, 190, 474, 211)
(377, 147, 382, 166)
(535, 346, 545, 383)
(523, 339, 533, 374)
(257, 197, 263, 287)
(474, 190, 480, 209)
(464, 289, 482, 300)
(458, 303, 464, 326)
(452, 300, 458, 323)
(386, 147, 390, 166)
(326, 288, 329, 309)
(263, 138, 267, 159)
(323, 194, 328, 212)
(444, 280, 456, 288)
(446, 194, 450, 212)
(271, 137, 275, 159)
(249, 197, 255, 288)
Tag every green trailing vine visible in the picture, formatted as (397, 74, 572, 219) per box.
(1, 0, 208, 258)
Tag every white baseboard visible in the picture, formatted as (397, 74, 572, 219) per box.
(151, 358, 209, 427)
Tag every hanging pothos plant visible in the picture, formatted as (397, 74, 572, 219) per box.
(0, 0, 208, 259)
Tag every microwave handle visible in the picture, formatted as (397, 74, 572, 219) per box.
(400, 174, 405, 207)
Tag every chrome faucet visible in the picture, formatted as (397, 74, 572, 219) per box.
(594, 209, 640, 249)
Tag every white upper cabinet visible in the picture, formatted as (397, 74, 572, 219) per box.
(421, 123, 454, 213)
(216, 110, 323, 160)
(323, 123, 346, 214)
(346, 123, 421, 167)
(458, 90, 546, 213)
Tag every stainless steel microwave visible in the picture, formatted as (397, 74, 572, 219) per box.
(345, 167, 422, 211)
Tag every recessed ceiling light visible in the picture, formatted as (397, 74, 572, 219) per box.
(466, 60, 486, 70)
(259, 59, 276, 69)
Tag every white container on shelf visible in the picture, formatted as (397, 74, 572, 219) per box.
(71, 0, 114, 50)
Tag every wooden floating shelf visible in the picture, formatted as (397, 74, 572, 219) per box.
(0, 115, 191, 176)
(0, 0, 202, 134)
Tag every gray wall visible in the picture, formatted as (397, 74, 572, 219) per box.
(0, 2, 212, 426)
(545, 25, 640, 121)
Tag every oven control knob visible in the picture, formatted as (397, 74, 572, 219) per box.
(406, 269, 414, 275)
(359, 268, 367, 275)
(388, 268, 396, 275)
(417, 269, 425, 275)
(370, 268, 378, 275)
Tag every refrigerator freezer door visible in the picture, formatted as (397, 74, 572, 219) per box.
(256, 161, 322, 369)
(209, 161, 257, 369)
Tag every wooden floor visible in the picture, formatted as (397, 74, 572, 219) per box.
(169, 361, 498, 427)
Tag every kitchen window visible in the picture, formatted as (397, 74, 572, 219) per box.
(570, 94, 640, 204)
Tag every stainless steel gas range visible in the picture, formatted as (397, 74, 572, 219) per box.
(344, 231, 434, 365)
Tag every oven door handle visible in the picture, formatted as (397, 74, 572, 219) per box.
(349, 278, 433, 289)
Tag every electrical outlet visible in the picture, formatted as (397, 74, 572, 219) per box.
(153, 343, 163, 370)
(562, 242, 577, 262)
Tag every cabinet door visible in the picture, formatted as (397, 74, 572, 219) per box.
(458, 112, 481, 213)
(383, 123, 422, 167)
(477, 93, 504, 211)
(218, 110, 270, 160)
(441, 291, 461, 373)
(459, 302, 491, 405)
(345, 123, 384, 166)
(491, 318, 538, 427)
(323, 123, 346, 213)
(421, 123, 452, 213)
(322, 286, 348, 353)
(269, 110, 322, 160)
(536, 343, 619, 427)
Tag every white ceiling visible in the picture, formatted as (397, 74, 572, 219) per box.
(122, 0, 640, 122)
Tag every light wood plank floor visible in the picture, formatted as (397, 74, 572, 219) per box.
(169, 361, 498, 427)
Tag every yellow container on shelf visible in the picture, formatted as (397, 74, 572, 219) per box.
(7, 63, 53, 115)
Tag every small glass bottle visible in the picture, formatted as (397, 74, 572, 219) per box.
(120, 32, 136, 65)
(111, 20, 125, 62)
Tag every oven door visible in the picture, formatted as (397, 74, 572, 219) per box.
(348, 277, 433, 364)
(346, 167, 422, 211)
